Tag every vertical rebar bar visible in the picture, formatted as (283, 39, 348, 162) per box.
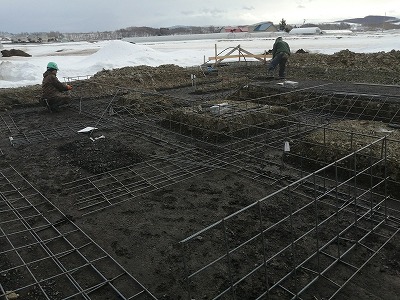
(257, 200, 270, 299)
(335, 161, 341, 259)
(369, 146, 374, 227)
(313, 173, 321, 275)
(180, 241, 192, 300)
(222, 218, 235, 299)
(383, 138, 388, 221)
(288, 186, 298, 296)
(353, 152, 358, 229)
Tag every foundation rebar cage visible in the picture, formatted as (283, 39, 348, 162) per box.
(179, 135, 400, 300)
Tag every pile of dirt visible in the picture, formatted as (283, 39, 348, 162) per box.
(0, 49, 31, 57)
(288, 49, 400, 84)
(163, 101, 290, 142)
(59, 137, 147, 173)
(292, 49, 400, 71)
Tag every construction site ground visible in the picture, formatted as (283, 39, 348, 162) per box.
(1, 50, 400, 300)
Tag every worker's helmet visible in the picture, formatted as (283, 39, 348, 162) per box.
(47, 62, 59, 70)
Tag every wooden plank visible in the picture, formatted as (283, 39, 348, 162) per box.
(208, 54, 272, 60)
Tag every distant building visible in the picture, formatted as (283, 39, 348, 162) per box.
(289, 27, 322, 35)
(321, 30, 353, 35)
(220, 26, 249, 33)
(248, 21, 277, 32)
(220, 21, 277, 33)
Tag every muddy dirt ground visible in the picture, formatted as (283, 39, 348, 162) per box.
(1, 51, 400, 299)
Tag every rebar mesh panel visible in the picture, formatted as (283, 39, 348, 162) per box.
(0, 166, 157, 300)
(179, 137, 400, 300)
(63, 148, 224, 216)
(1, 105, 116, 146)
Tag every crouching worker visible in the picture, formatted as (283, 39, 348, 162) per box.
(41, 62, 72, 112)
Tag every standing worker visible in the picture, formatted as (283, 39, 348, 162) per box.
(268, 37, 291, 79)
(41, 62, 72, 112)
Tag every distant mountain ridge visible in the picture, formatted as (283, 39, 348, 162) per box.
(337, 15, 400, 25)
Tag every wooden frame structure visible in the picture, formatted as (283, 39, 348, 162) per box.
(208, 44, 272, 66)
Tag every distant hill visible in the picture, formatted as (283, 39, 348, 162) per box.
(337, 15, 400, 25)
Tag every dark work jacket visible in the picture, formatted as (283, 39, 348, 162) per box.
(42, 70, 68, 99)
(272, 40, 291, 58)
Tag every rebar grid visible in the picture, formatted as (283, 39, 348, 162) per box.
(101, 82, 400, 157)
(243, 83, 400, 126)
(52, 80, 400, 299)
(0, 166, 157, 300)
(0, 107, 116, 146)
(60, 82, 400, 219)
(88, 83, 400, 167)
(59, 105, 289, 216)
(7, 78, 397, 298)
(179, 136, 400, 300)
(142, 83, 400, 186)
(62, 148, 220, 215)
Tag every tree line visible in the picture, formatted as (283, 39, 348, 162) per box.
(3, 26, 221, 43)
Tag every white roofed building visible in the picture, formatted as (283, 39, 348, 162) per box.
(289, 27, 322, 35)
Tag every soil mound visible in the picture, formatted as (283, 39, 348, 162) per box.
(1, 49, 31, 57)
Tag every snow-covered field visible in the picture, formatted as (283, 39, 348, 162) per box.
(1, 30, 399, 88)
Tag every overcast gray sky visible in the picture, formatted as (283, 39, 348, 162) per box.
(1, 0, 399, 33)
